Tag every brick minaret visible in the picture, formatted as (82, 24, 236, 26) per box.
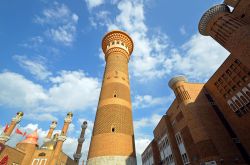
(0, 111, 24, 144)
(87, 30, 136, 164)
(50, 112, 73, 165)
(44, 121, 57, 142)
(73, 121, 87, 164)
(198, 4, 250, 65)
(168, 76, 190, 105)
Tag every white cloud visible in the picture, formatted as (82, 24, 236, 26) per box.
(48, 70, 100, 111)
(13, 55, 52, 80)
(88, 0, 229, 83)
(0, 70, 100, 121)
(135, 138, 151, 164)
(89, 11, 111, 28)
(34, 2, 78, 46)
(20, 36, 44, 48)
(134, 113, 162, 131)
(48, 24, 76, 46)
(165, 33, 229, 82)
(26, 113, 58, 122)
(135, 138, 151, 154)
(180, 25, 187, 35)
(0, 71, 48, 109)
(88, 0, 170, 81)
(133, 95, 168, 109)
(85, 0, 105, 10)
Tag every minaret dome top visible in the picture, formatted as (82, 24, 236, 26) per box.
(102, 30, 134, 57)
(199, 4, 230, 36)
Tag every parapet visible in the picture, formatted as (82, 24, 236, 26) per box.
(223, 0, 239, 7)
(168, 76, 188, 89)
(199, 4, 230, 36)
(102, 30, 134, 60)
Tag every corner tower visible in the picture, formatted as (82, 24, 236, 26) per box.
(198, 4, 250, 63)
(87, 30, 136, 165)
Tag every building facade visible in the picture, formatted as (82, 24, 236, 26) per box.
(87, 30, 136, 165)
(0, 112, 87, 165)
(141, 139, 160, 165)
(200, 0, 250, 163)
(142, 0, 250, 164)
(142, 77, 247, 165)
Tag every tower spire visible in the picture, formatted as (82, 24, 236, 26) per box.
(45, 121, 57, 142)
(0, 111, 24, 144)
(87, 30, 136, 164)
(50, 112, 73, 165)
(74, 121, 87, 164)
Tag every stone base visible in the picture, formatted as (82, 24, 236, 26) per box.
(87, 156, 137, 165)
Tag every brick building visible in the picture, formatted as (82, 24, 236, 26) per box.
(0, 112, 87, 165)
(142, 0, 250, 164)
(141, 139, 160, 165)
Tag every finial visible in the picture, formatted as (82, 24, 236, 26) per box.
(53, 133, 59, 140)
(82, 121, 88, 129)
(67, 112, 73, 117)
(17, 111, 24, 117)
(52, 121, 57, 124)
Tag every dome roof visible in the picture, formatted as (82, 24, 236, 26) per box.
(40, 140, 57, 150)
(168, 75, 188, 88)
(40, 133, 58, 150)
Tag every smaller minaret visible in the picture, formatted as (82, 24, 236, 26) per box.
(0, 111, 24, 144)
(199, 4, 250, 56)
(44, 121, 57, 142)
(74, 121, 88, 164)
(50, 112, 73, 165)
(168, 76, 191, 105)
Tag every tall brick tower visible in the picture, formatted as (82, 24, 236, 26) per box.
(87, 30, 136, 165)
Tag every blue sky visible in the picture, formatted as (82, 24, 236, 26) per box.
(0, 0, 229, 164)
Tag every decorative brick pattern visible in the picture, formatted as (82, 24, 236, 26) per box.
(88, 30, 136, 164)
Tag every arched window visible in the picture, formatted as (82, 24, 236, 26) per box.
(237, 92, 248, 105)
(228, 100, 237, 112)
(246, 90, 250, 98)
(235, 99, 242, 108)
(242, 87, 250, 100)
(240, 95, 248, 104)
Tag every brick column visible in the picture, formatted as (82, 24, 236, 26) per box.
(73, 121, 87, 164)
(44, 121, 57, 142)
(87, 30, 136, 165)
(50, 112, 73, 165)
(0, 112, 23, 144)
